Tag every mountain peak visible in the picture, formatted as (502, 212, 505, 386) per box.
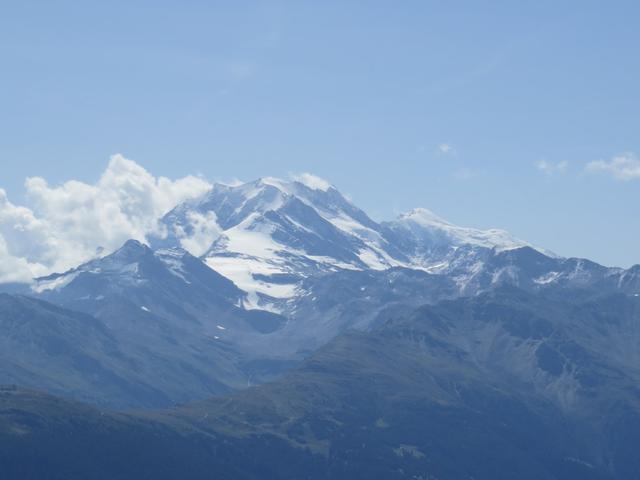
(398, 207, 451, 226)
(254, 176, 290, 192)
(290, 173, 333, 192)
(119, 238, 149, 252)
(107, 239, 153, 263)
(252, 174, 334, 194)
(384, 207, 531, 263)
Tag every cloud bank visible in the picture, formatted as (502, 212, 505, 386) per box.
(586, 152, 640, 181)
(0, 155, 211, 283)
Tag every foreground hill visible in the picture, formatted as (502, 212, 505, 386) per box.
(0, 292, 258, 408)
(2, 288, 639, 479)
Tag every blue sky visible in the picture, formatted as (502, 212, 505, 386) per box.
(1, 1, 639, 267)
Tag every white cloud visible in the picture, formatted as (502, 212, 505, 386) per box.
(586, 152, 640, 181)
(216, 178, 245, 187)
(291, 173, 332, 191)
(0, 154, 212, 283)
(0, 236, 47, 284)
(535, 159, 568, 176)
(174, 211, 222, 257)
(437, 143, 455, 156)
(0, 189, 52, 283)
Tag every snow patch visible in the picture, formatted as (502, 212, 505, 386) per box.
(156, 250, 192, 284)
(395, 207, 530, 252)
(357, 249, 389, 270)
(205, 256, 297, 301)
(307, 255, 360, 271)
(32, 272, 79, 293)
(219, 213, 286, 259)
(534, 271, 561, 285)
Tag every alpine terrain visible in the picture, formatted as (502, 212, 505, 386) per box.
(1, 175, 639, 479)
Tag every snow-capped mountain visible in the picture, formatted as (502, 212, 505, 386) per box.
(32, 239, 242, 308)
(31, 239, 285, 336)
(381, 207, 531, 268)
(22, 174, 640, 336)
(154, 175, 545, 311)
(18, 239, 292, 405)
(155, 176, 410, 310)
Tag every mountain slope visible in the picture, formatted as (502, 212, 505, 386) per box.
(0, 294, 169, 407)
(174, 288, 640, 479)
(271, 246, 640, 354)
(1, 241, 297, 407)
(2, 289, 640, 479)
(381, 207, 531, 265)
(434, 245, 640, 297)
(33, 239, 243, 322)
(31, 239, 287, 337)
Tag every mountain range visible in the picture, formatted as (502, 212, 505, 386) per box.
(1, 175, 639, 479)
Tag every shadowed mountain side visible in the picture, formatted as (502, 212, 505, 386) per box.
(0, 294, 280, 408)
(2, 289, 640, 479)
